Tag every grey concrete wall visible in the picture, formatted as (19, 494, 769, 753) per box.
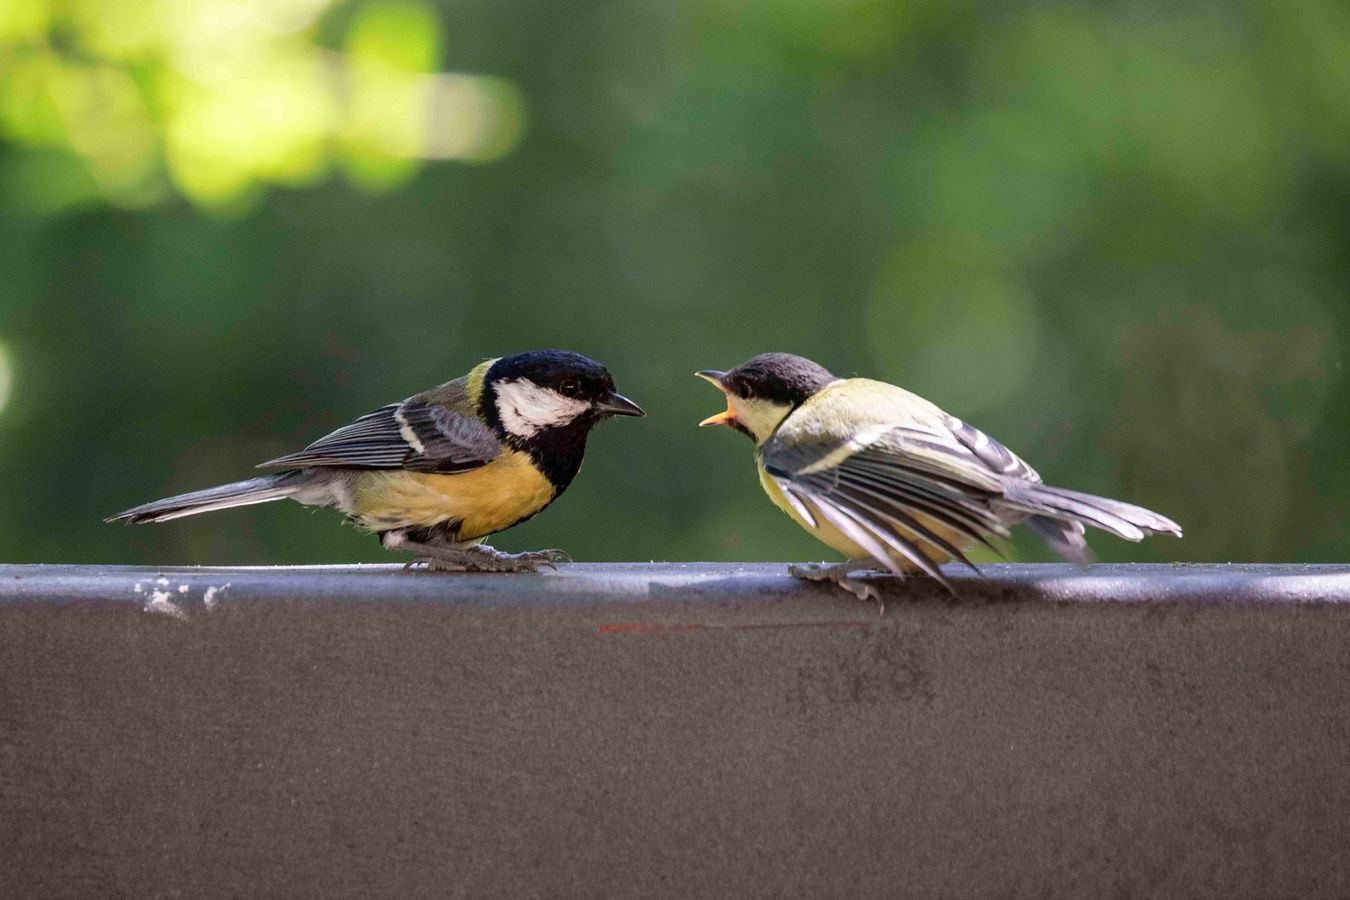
(2, 562, 1349, 898)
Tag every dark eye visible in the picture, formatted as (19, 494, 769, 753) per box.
(559, 380, 581, 397)
(737, 383, 751, 400)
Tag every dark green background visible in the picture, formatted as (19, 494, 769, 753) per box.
(1, 0, 1345, 565)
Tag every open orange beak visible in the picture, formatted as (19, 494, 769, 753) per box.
(695, 370, 737, 427)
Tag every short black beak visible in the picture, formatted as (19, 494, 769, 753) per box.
(695, 370, 727, 386)
(595, 391, 645, 418)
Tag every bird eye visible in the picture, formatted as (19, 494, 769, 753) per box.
(559, 380, 580, 397)
(737, 383, 751, 400)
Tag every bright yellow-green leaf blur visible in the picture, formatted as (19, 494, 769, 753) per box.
(0, 0, 526, 212)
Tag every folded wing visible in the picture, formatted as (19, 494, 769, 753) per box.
(257, 400, 502, 473)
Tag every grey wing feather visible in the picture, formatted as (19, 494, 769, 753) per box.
(805, 489, 952, 587)
(765, 427, 1010, 542)
(763, 415, 1054, 575)
(942, 415, 1040, 482)
(401, 405, 503, 472)
(257, 401, 501, 472)
(860, 422, 1031, 490)
(765, 411, 1179, 570)
(771, 463, 983, 581)
(762, 433, 993, 584)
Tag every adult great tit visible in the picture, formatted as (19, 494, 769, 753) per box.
(697, 352, 1180, 601)
(110, 350, 645, 571)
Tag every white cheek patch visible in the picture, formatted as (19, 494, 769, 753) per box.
(494, 379, 591, 438)
(730, 397, 794, 443)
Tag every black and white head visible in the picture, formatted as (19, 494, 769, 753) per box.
(482, 350, 644, 443)
(696, 352, 836, 444)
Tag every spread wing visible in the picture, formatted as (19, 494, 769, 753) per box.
(257, 399, 502, 473)
(760, 415, 1038, 586)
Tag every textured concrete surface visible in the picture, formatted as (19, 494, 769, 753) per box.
(2, 562, 1349, 898)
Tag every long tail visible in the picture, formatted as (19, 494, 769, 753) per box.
(1002, 483, 1181, 559)
(107, 472, 305, 524)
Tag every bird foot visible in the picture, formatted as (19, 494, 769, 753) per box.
(789, 561, 887, 613)
(404, 545, 572, 573)
(475, 548, 573, 572)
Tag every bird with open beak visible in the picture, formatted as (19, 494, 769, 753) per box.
(697, 353, 1181, 603)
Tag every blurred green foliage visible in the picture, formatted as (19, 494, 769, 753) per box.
(0, 0, 1346, 565)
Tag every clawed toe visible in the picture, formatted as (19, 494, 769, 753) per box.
(403, 547, 570, 574)
(789, 561, 888, 613)
(404, 555, 469, 573)
(838, 577, 884, 612)
(490, 548, 571, 572)
(518, 548, 571, 564)
(492, 555, 555, 573)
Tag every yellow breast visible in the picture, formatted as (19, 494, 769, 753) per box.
(351, 450, 557, 542)
(757, 462, 969, 572)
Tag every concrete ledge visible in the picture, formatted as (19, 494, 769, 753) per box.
(2, 563, 1350, 898)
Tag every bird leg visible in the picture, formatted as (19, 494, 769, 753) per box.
(382, 532, 571, 573)
(789, 559, 889, 611)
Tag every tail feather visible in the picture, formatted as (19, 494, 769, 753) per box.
(1005, 483, 1182, 553)
(1021, 515, 1094, 564)
(107, 473, 303, 524)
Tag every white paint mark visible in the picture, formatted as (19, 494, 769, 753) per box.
(178, 584, 189, 594)
(493, 379, 589, 438)
(202, 584, 229, 610)
(145, 588, 187, 620)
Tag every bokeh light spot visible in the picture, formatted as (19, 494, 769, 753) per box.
(0, 341, 14, 418)
(346, 0, 442, 73)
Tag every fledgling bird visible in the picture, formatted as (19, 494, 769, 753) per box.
(109, 350, 644, 571)
(696, 353, 1181, 601)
